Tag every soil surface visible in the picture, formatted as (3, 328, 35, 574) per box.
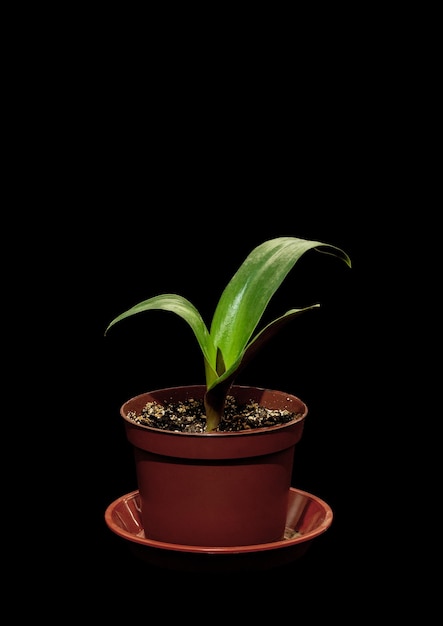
(126, 394, 304, 433)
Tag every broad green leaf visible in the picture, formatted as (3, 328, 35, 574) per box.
(105, 294, 218, 380)
(105, 236, 352, 431)
(210, 237, 351, 370)
(207, 304, 321, 392)
(204, 305, 321, 428)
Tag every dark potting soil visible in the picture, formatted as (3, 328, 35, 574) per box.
(126, 394, 304, 433)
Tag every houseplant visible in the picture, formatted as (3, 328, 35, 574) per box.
(104, 236, 351, 550)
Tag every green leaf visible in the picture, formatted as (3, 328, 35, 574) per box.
(105, 236, 351, 431)
(104, 294, 219, 383)
(207, 304, 321, 391)
(210, 237, 351, 371)
(204, 305, 321, 429)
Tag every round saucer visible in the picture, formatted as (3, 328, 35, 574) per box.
(105, 487, 333, 571)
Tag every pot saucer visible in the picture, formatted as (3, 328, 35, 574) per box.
(105, 487, 333, 571)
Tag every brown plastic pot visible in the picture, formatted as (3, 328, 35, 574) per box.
(120, 384, 307, 547)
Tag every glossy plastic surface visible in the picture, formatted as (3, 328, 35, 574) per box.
(121, 385, 307, 546)
(105, 487, 333, 571)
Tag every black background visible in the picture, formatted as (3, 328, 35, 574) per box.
(47, 206, 376, 606)
(12, 21, 418, 617)
(26, 119, 390, 615)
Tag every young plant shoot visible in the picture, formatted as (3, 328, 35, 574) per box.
(105, 236, 351, 431)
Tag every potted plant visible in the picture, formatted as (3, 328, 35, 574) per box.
(104, 236, 351, 553)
